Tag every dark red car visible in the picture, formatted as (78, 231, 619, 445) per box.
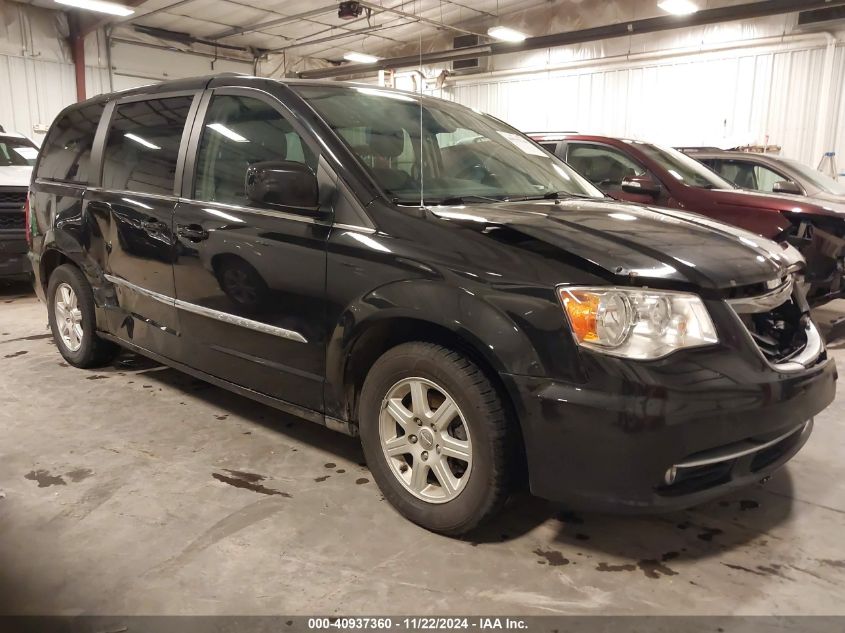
(530, 133, 845, 306)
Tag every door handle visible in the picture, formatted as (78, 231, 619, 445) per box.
(86, 201, 110, 214)
(141, 218, 166, 233)
(177, 224, 209, 242)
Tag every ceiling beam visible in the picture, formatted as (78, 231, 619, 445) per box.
(268, 22, 414, 54)
(299, 0, 845, 79)
(208, 4, 338, 40)
(357, 0, 488, 39)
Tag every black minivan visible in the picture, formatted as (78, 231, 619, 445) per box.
(28, 75, 836, 534)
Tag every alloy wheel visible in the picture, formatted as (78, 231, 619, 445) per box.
(378, 377, 473, 503)
(54, 282, 83, 352)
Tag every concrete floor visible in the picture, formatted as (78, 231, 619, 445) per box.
(0, 280, 844, 616)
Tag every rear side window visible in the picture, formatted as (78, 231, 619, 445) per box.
(102, 96, 193, 196)
(36, 102, 105, 182)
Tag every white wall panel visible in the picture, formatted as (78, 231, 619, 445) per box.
(0, 54, 76, 143)
(441, 39, 845, 167)
(0, 1, 254, 141)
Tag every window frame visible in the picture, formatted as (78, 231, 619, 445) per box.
(34, 100, 108, 185)
(94, 89, 202, 197)
(183, 86, 324, 209)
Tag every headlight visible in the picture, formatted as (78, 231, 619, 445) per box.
(557, 286, 718, 360)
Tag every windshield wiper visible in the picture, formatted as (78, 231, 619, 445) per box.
(427, 195, 504, 205)
(506, 191, 595, 202)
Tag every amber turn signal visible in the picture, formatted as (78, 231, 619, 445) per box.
(558, 289, 600, 343)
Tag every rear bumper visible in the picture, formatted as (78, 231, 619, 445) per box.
(0, 232, 30, 280)
(503, 350, 837, 513)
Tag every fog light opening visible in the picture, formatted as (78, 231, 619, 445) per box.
(664, 466, 678, 486)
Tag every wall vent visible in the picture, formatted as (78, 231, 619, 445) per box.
(797, 5, 845, 27)
(452, 34, 487, 73)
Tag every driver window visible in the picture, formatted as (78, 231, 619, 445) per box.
(566, 143, 646, 190)
(194, 94, 317, 207)
(752, 163, 785, 193)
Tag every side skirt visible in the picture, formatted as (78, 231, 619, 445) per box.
(97, 332, 358, 437)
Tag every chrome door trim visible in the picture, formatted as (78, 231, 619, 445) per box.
(187, 198, 324, 226)
(104, 274, 308, 344)
(175, 298, 308, 343)
(105, 274, 176, 307)
(88, 187, 180, 204)
(333, 222, 377, 234)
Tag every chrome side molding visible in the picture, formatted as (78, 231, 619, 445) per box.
(104, 274, 308, 344)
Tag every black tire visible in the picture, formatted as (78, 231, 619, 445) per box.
(359, 342, 514, 535)
(47, 264, 119, 368)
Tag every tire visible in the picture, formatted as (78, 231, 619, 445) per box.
(47, 264, 119, 368)
(359, 342, 514, 535)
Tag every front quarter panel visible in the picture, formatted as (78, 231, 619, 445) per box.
(322, 210, 593, 421)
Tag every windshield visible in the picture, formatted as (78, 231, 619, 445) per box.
(293, 85, 604, 204)
(780, 157, 845, 196)
(0, 136, 38, 167)
(635, 142, 734, 190)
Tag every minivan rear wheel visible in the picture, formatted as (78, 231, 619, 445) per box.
(47, 264, 119, 368)
(359, 342, 513, 535)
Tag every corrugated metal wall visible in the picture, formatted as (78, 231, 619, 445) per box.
(0, 1, 76, 143)
(0, 1, 251, 144)
(438, 38, 845, 168)
(2, 0, 844, 174)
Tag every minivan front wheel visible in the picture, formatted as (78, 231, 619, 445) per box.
(359, 342, 512, 535)
(47, 264, 118, 368)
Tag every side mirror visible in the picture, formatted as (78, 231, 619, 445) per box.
(621, 175, 661, 196)
(245, 160, 318, 210)
(772, 180, 802, 196)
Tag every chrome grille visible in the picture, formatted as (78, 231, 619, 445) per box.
(728, 277, 823, 370)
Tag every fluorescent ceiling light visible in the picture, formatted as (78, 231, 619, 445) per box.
(55, 0, 135, 16)
(124, 133, 160, 150)
(207, 123, 249, 143)
(487, 26, 526, 43)
(343, 52, 380, 64)
(657, 0, 699, 15)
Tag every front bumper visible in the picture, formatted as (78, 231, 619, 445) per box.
(503, 344, 837, 513)
(791, 226, 845, 306)
(0, 232, 31, 280)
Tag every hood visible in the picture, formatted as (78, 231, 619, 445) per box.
(709, 187, 845, 218)
(0, 165, 33, 187)
(809, 190, 845, 209)
(430, 198, 793, 290)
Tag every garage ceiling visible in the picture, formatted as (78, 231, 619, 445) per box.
(20, 0, 770, 63)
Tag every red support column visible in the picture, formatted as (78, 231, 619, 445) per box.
(69, 15, 86, 102)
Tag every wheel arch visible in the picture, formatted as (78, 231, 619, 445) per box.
(338, 316, 529, 483)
